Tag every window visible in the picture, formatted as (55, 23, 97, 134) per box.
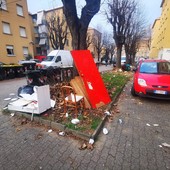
(19, 27, 26, 37)
(6, 45, 14, 56)
(2, 22, 11, 34)
(16, 5, 23, 16)
(0, 0, 7, 10)
(23, 47, 28, 56)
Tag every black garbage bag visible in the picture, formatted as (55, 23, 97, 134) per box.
(18, 85, 35, 97)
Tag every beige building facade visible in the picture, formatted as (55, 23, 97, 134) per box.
(0, 0, 33, 64)
(150, 0, 170, 59)
(87, 27, 102, 60)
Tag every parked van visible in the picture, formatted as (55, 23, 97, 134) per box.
(40, 50, 73, 68)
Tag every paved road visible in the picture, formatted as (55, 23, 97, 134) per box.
(0, 78, 27, 109)
(0, 80, 169, 170)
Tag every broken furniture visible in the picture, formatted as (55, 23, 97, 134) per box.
(61, 85, 85, 118)
(8, 85, 51, 114)
(71, 50, 111, 108)
(70, 76, 91, 109)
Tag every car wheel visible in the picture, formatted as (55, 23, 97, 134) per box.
(131, 84, 137, 96)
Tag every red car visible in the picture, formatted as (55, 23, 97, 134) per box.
(131, 59, 170, 99)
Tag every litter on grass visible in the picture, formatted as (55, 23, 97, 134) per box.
(59, 131, 65, 136)
(71, 119, 80, 124)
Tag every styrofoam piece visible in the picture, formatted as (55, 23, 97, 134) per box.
(11, 98, 18, 101)
(4, 98, 11, 101)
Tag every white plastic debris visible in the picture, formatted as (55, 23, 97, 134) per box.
(11, 98, 18, 101)
(50, 99, 56, 108)
(48, 129, 52, 133)
(89, 138, 94, 144)
(153, 124, 159, 127)
(162, 143, 170, 148)
(59, 131, 65, 136)
(104, 111, 111, 116)
(146, 123, 151, 126)
(103, 128, 108, 135)
(71, 118, 80, 124)
(118, 119, 123, 124)
(4, 97, 11, 101)
(10, 113, 15, 117)
(9, 93, 15, 96)
(159, 145, 163, 148)
(3, 107, 8, 110)
(65, 113, 69, 118)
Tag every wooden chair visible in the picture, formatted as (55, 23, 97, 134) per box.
(61, 85, 85, 118)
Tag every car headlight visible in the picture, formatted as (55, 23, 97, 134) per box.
(138, 78, 147, 86)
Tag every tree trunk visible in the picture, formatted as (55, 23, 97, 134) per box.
(62, 0, 101, 50)
(116, 44, 122, 68)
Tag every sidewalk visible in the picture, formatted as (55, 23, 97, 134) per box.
(98, 64, 114, 72)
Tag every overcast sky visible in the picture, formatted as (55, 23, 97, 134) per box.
(27, 0, 162, 31)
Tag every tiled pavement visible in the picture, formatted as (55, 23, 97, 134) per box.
(0, 81, 170, 170)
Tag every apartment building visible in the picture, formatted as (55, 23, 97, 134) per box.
(30, 7, 101, 59)
(30, 7, 72, 57)
(0, 0, 33, 64)
(150, 0, 170, 58)
(136, 39, 150, 59)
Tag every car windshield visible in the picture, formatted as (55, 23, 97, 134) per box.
(140, 61, 170, 74)
(44, 56, 54, 61)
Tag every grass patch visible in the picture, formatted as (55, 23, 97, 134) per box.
(91, 117, 101, 130)
(102, 72, 131, 99)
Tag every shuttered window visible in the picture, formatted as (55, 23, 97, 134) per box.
(0, 0, 7, 10)
(16, 5, 23, 16)
(19, 27, 26, 37)
(23, 47, 28, 56)
(2, 22, 11, 34)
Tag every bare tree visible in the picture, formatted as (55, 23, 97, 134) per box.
(102, 32, 114, 56)
(46, 10, 68, 50)
(124, 9, 146, 65)
(61, 0, 101, 50)
(107, 0, 137, 68)
(144, 25, 152, 50)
